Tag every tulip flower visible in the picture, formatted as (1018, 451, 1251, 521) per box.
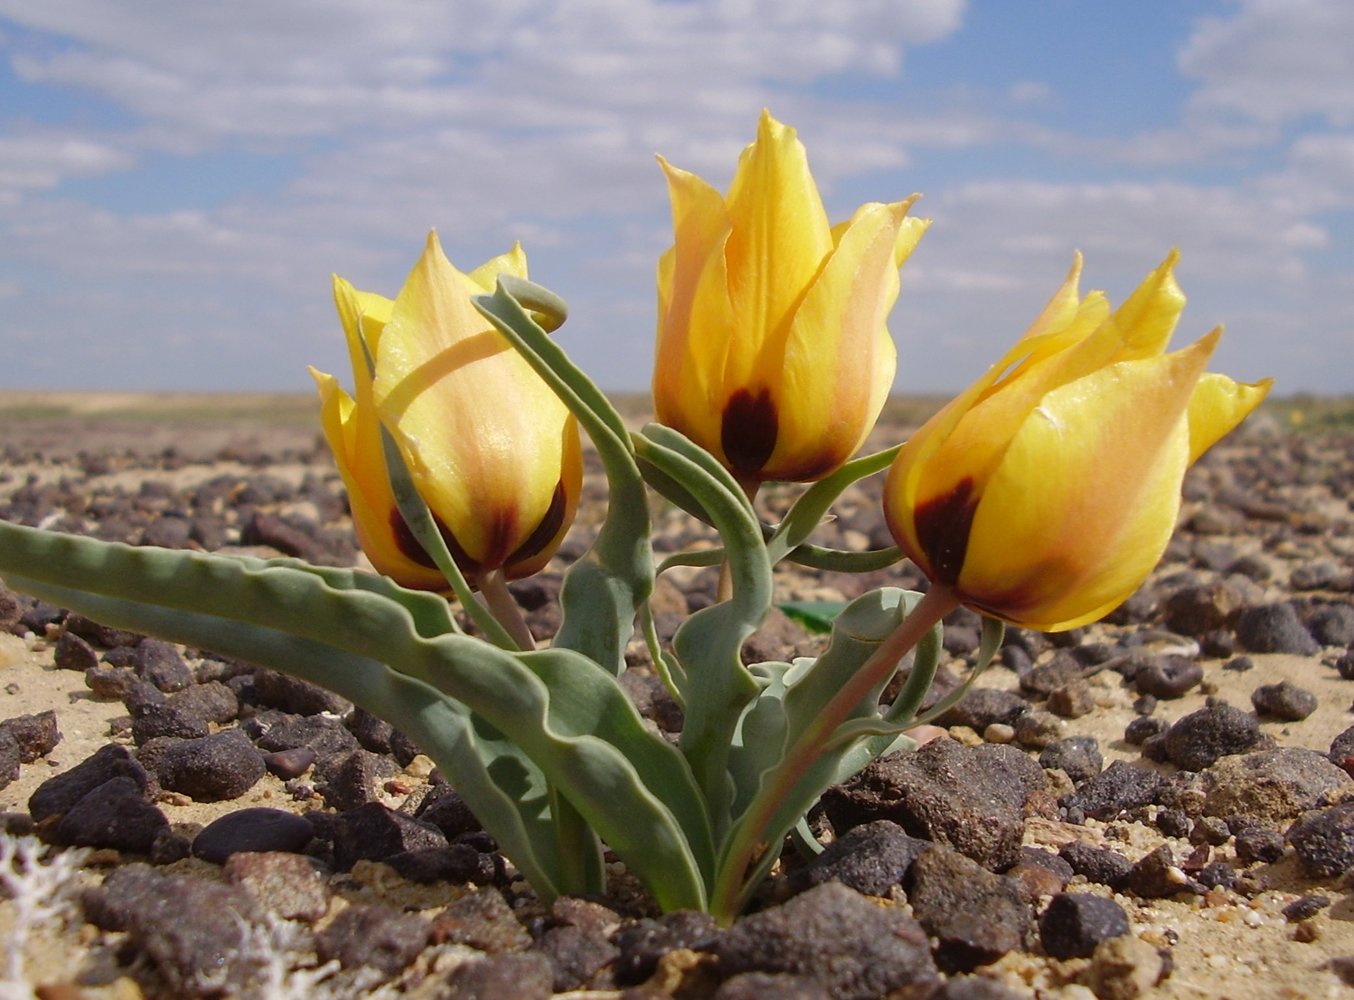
(883, 252, 1271, 632)
(653, 110, 929, 487)
(311, 232, 582, 592)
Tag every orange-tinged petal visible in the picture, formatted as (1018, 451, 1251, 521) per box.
(765, 201, 910, 481)
(721, 110, 833, 392)
(1186, 368, 1273, 463)
(373, 231, 576, 574)
(332, 275, 394, 386)
(957, 330, 1219, 630)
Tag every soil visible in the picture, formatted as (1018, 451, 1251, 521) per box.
(1, 392, 1353, 999)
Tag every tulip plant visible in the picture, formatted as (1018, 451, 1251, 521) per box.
(0, 112, 1269, 923)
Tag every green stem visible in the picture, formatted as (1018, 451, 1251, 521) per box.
(477, 568, 535, 651)
(709, 582, 961, 923)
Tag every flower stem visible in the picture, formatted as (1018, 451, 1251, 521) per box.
(477, 569, 536, 651)
(709, 582, 960, 922)
(717, 477, 760, 603)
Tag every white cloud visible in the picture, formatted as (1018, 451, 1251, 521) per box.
(1179, 0, 1354, 126)
(0, 130, 131, 199)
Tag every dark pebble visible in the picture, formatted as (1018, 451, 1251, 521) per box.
(251, 667, 354, 717)
(155, 729, 265, 802)
(1156, 808, 1191, 839)
(1039, 892, 1130, 959)
(222, 850, 330, 921)
(1134, 656, 1203, 698)
(785, 819, 930, 898)
(167, 680, 240, 726)
(1126, 844, 1200, 899)
(712, 881, 940, 1000)
(1124, 716, 1168, 745)
(439, 952, 556, 1000)
(1308, 604, 1354, 646)
(1198, 861, 1238, 889)
(130, 701, 210, 745)
(1058, 841, 1133, 891)
(1287, 802, 1354, 878)
(246, 710, 359, 758)
(317, 747, 400, 812)
(315, 902, 430, 974)
(430, 887, 534, 953)
(1064, 760, 1164, 821)
(934, 687, 1028, 730)
(822, 738, 1043, 871)
(131, 638, 193, 692)
(1251, 680, 1319, 721)
(192, 806, 317, 863)
(1234, 823, 1286, 865)
(1283, 894, 1331, 922)
(610, 910, 719, 986)
(1038, 737, 1103, 785)
(1223, 655, 1256, 672)
(83, 864, 265, 998)
(53, 630, 99, 672)
(905, 845, 1034, 972)
(1202, 747, 1351, 821)
(0, 732, 19, 790)
(54, 775, 168, 852)
(262, 746, 316, 779)
(65, 613, 141, 649)
(330, 801, 448, 870)
(415, 785, 484, 840)
(28, 743, 149, 823)
(714, 971, 831, 999)
(84, 665, 140, 701)
(1235, 602, 1320, 655)
(0, 709, 61, 762)
(385, 844, 498, 885)
(1163, 702, 1261, 770)
(534, 920, 620, 992)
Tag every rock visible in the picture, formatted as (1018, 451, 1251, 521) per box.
(261, 746, 316, 779)
(534, 920, 620, 992)
(430, 887, 534, 953)
(252, 667, 354, 717)
(0, 709, 61, 762)
(611, 910, 719, 986)
(1124, 717, 1168, 745)
(1133, 656, 1203, 699)
(29, 744, 150, 823)
(1160, 581, 1244, 637)
(83, 864, 266, 998)
(384, 844, 498, 885)
(131, 638, 194, 692)
(1250, 680, 1318, 720)
(934, 688, 1028, 730)
(317, 747, 400, 811)
(1162, 702, 1261, 771)
(1064, 761, 1164, 821)
(785, 820, 930, 898)
(192, 806, 317, 863)
(1013, 709, 1065, 749)
(246, 710, 359, 758)
(822, 738, 1043, 871)
(1282, 894, 1331, 922)
(1039, 893, 1130, 959)
(52, 630, 99, 672)
(712, 882, 940, 1000)
(1233, 823, 1286, 865)
(1088, 934, 1165, 1000)
(222, 850, 330, 921)
(1058, 842, 1133, 891)
(155, 729, 265, 801)
(1203, 748, 1351, 821)
(1308, 604, 1354, 646)
(130, 701, 210, 744)
(906, 846, 1034, 972)
(1047, 679, 1097, 719)
(54, 775, 168, 852)
(315, 903, 431, 974)
(167, 680, 240, 726)
(1287, 802, 1354, 878)
(1039, 737, 1103, 785)
(713, 971, 832, 999)
(1235, 602, 1319, 655)
(329, 801, 448, 869)
(439, 952, 556, 1000)
(1126, 844, 1200, 899)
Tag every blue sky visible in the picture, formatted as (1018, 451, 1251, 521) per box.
(1, 0, 1351, 395)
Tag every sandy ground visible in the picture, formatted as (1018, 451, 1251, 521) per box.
(2, 393, 1353, 999)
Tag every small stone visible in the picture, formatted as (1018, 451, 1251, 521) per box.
(315, 902, 430, 974)
(53, 631, 98, 672)
(317, 747, 400, 812)
(1308, 604, 1354, 646)
(330, 801, 449, 869)
(222, 850, 329, 921)
(1124, 717, 1168, 746)
(1047, 679, 1096, 719)
(440, 953, 556, 1000)
(193, 806, 317, 863)
(1203, 748, 1351, 822)
(1013, 710, 1065, 749)
(1088, 934, 1164, 1000)
(1287, 802, 1354, 878)
(785, 819, 930, 898)
(1058, 842, 1133, 890)
(262, 746, 316, 779)
(130, 701, 210, 745)
(29, 744, 149, 823)
(0, 709, 61, 763)
(1162, 702, 1261, 771)
(1235, 602, 1319, 655)
(1134, 656, 1203, 698)
(54, 775, 168, 852)
(1039, 892, 1130, 959)
(1064, 761, 1164, 821)
(252, 667, 354, 717)
(1250, 680, 1318, 721)
(906, 846, 1034, 973)
(1233, 824, 1286, 865)
(131, 638, 193, 692)
(429, 887, 533, 953)
(712, 882, 940, 1000)
(155, 729, 265, 802)
(1282, 894, 1331, 922)
(1039, 737, 1103, 785)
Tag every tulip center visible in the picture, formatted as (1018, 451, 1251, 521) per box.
(721, 388, 778, 478)
(913, 476, 978, 586)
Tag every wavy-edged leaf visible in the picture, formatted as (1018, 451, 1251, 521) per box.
(0, 522, 709, 911)
(765, 445, 899, 564)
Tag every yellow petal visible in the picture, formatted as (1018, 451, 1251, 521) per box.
(765, 200, 909, 481)
(373, 231, 575, 572)
(466, 242, 529, 293)
(332, 275, 394, 386)
(1187, 368, 1273, 463)
(721, 110, 833, 392)
(958, 330, 1219, 630)
(1106, 250, 1185, 362)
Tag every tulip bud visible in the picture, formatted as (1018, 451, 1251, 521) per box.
(312, 232, 581, 590)
(654, 110, 928, 486)
(884, 252, 1271, 632)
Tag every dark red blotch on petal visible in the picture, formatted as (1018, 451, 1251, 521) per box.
(721, 388, 778, 478)
(912, 476, 978, 586)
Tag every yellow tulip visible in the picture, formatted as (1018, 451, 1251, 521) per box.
(653, 110, 929, 486)
(311, 231, 582, 590)
(883, 252, 1271, 632)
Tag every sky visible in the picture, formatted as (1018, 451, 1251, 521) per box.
(1, 0, 1351, 397)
